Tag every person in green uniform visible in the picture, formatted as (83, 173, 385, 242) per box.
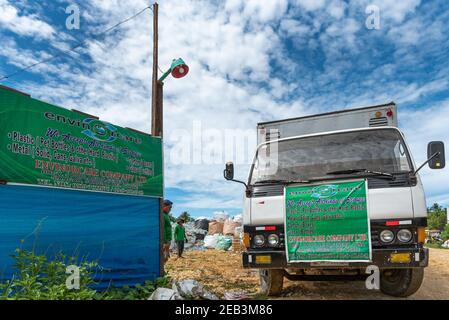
(174, 218, 188, 259)
(162, 200, 173, 263)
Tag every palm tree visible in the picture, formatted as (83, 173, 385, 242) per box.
(178, 211, 192, 223)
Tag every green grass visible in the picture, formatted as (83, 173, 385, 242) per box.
(0, 246, 170, 300)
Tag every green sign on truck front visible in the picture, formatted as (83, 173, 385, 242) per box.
(285, 180, 371, 262)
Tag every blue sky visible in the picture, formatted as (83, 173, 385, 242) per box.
(1, 0, 449, 218)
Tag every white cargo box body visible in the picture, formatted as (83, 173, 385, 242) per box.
(257, 102, 397, 144)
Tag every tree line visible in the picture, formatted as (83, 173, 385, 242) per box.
(427, 203, 449, 241)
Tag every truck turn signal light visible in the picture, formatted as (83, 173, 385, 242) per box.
(418, 227, 426, 244)
(243, 233, 250, 248)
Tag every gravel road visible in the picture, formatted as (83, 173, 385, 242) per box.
(166, 248, 449, 300)
(281, 248, 449, 300)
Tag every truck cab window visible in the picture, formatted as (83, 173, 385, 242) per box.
(250, 128, 412, 184)
(395, 140, 411, 171)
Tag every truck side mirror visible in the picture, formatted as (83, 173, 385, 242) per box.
(223, 162, 249, 191)
(428, 141, 445, 169)
(224, 162, 234, 180)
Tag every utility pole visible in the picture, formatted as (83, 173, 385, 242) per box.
(151, 1, 165, 276)
(150, 2, 189, 276)
(151, 2, 162, 138)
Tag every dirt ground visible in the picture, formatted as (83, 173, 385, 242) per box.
(165, 248, 449, 300)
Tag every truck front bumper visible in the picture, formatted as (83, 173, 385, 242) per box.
(242, 247, 428, 269)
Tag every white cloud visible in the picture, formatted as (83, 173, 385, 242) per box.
(2, 0, 449, 213)
(279, 18, 311, 37)
(0, 0, 296, 212)
(0, 39, 70, 77)
(360, 0, 421, 23)
(0, 0, 54, 38)
(325, 17, 360, 42)
(396, 79, 449, 104)
(294, 0, 326, 11)
(178, 193, 243, 210)
(241, 0, 289, 23)
(401, 99, 449, 207)
(326, 0, 346, 19)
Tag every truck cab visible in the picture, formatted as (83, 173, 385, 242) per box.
(224, 103, 445, 297)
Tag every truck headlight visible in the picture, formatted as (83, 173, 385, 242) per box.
(253, 235, 265, 246)
(380, 230, 395, 243)
(397, 229, 412, 243)
(267, 234, 279, 246)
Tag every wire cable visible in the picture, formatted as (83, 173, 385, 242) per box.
(0, 6, 152, 82)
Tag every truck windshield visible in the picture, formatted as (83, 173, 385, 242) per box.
(250, 129, 412, 185)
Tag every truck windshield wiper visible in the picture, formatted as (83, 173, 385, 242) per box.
(254, 179, 310, 185)
(326, 169, 395, 179)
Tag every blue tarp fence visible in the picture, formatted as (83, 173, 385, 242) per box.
(0, 184, 160, 289)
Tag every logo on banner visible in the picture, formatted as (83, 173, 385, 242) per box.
(311, 185, 338, 199)
(82, 118, 117, 142)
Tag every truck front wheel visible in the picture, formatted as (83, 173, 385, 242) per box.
(259, 269, 284, 296)
(380, 268, 424, 297)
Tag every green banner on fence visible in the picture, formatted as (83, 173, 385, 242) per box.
(0, 87, 163, 197)
(285, 180, 371, 262)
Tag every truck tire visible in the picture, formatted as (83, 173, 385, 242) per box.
(259, 269, 284, 296)
(380, 268, 424, 297)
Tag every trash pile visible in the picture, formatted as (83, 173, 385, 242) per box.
(148, 279, 253, 300)
(172, 212, 243, 252)
(148, 279, 219, 300)
(443, 239, 449, 248)
(166, 249, 261, 298)
(202, 212, 243, 252)
(223, 291, 253, 300)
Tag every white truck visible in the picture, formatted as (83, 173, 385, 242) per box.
(224, 102, 445, 297)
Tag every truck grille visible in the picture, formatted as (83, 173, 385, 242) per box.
(369, 117, 388, 127)
(367, 173, 410, 189)
(252, 185, 284, 197)
(251, 174, 410, 198)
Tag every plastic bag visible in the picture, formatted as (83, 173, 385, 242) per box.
(442, 240, 449, 248)
(224, 291, 252, 300)
(233, 214, 243, 224)
(234, 226, 243, 238)
(148, 288, 184, 300)
(194, 219, 210, 231)
(215, 235, 233, 251)
(172, 279, 218, 300)
(204, 234, 220, 248)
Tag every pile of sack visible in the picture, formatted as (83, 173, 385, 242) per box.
(202, 212, 243, 251)
(204, 234, 232, 250)
(207, 213, 242, 236)
(167, 213, 244, 252)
